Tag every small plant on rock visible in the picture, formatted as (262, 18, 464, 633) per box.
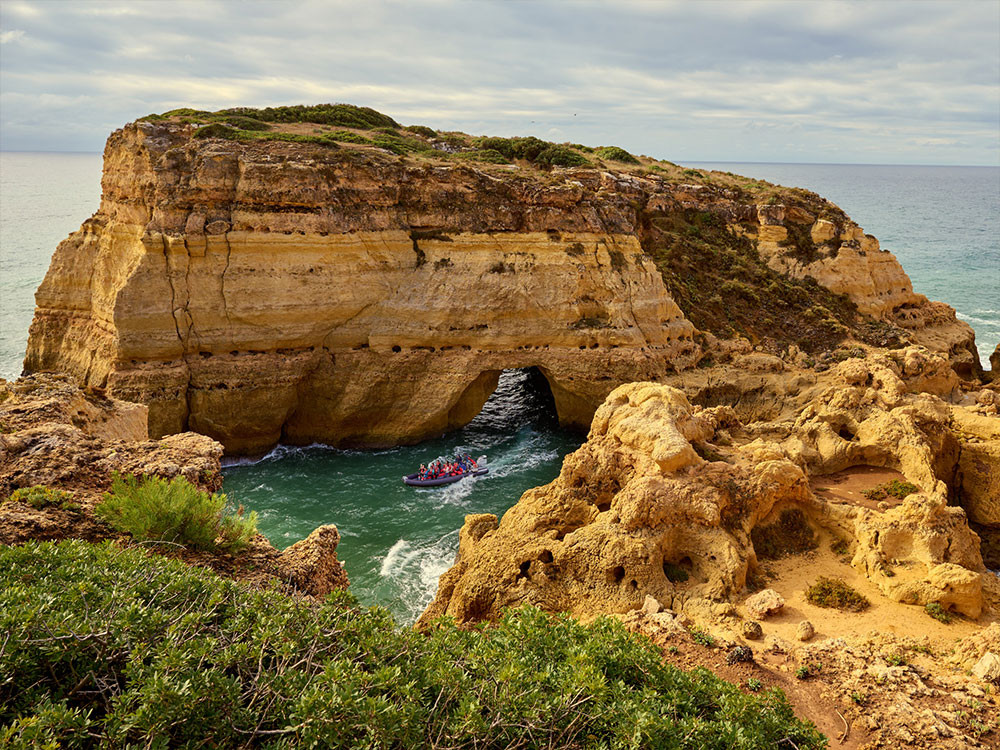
(690, 628, 716, 648)
(925, 602, 953, 624)
(746, 678, 762, 692)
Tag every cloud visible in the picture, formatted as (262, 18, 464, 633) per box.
(0, 0, 996, 164)
(0, 29, 25, 43)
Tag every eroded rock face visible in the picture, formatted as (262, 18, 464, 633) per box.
(0, 374, 347, 596)
(24, 119, 978, 453)
(421, 349, 995, 626)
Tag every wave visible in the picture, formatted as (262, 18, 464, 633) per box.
(377, 530, 460, 624)
(956, 312, 1000, 327)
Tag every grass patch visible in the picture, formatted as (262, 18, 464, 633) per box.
(0, 540, 828, 749)
(193, 123, 340, 149)
(805, 577, 870, 612)
(216, 103, 400, 129)
(751, 508, 817, 560)
(5, 485, 80, 513)
(862, 479, 919, 503)
(96, 473, 256, 553)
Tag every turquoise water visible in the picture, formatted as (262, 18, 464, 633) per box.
(222, 369, 581, 623)
(2, 153, 997, 621)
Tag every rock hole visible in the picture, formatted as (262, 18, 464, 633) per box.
(838, 425, 856, 441)
(516, 560, 531, 580)
(611, 565, 625, 583)
(596, 500, 611, 512)
(538, 550, 553, 564)
(392, 345, 402, 353)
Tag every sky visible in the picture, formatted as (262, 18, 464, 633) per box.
(1, 0, 998, 164)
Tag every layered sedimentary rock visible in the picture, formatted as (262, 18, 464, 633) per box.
(420, 348, 997, 626)
(25, 118, 979, 453)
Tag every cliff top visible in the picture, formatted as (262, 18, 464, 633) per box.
(138, 102, 848, 222)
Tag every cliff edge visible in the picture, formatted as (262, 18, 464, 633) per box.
(23, 105, 979, 454)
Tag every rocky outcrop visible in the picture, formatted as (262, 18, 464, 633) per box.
(23, 113, 979, 454)
(278, 524, 349, 596)
(0, 374, 348, 595)
(421, 348, 995, 626)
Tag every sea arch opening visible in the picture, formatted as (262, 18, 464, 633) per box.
(447, 367, 561, 437)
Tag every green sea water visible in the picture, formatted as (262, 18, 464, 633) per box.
(2, 152, 997, 622)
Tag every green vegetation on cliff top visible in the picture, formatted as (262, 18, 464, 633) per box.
(1, 540, 826, 749)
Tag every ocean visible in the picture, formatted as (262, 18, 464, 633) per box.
(2, 152, 997, 622)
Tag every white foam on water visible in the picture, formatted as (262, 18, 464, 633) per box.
(957, 312, 999, 327)
(378, 529, 461, 624)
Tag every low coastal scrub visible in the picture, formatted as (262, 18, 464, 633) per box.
(0, 540, 827, 749)
(640, 208, 863, 353)
(806, 577, 870, 612)
(96, 473, 257, 552)
(474, 135, 590, 167)
(594, 145, 640, 164)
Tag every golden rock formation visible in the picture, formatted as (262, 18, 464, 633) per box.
(24, 119, 979, 453)
(420, 347, 997, 627)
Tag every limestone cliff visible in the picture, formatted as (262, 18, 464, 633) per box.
(24, 107, 979, 453)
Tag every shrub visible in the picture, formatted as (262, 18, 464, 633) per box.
(193, 122, 236, 139)
(751, 508, 818, 559)
(95, 474, 256, 552)
(6, 485, 79, 513)
(595, 146, 640, 164)
(404, 124, 437, 138)
(473, 136, 589, 168)
(925, 602, 954, 624)
(805, 577, 870, 612)
(862, 479, 919, 502)
(0, 540, 827, 749)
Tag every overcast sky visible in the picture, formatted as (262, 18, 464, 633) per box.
(1, 0, 997, 164)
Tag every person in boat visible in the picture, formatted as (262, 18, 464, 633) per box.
(418, 464, 427, 480)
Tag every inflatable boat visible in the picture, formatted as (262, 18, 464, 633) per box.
(403, 456, 489, 487)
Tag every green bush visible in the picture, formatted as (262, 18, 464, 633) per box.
(219, 115, 271, 131)
(192, 122, 236, 139)
(95, 474, 256, 552)
(0, 540, 827, 749)
(805, 577, 870, 612)
(5, 485, 79, 513)
(595, 146, 640, 164)
(404, 124, 437, 138)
